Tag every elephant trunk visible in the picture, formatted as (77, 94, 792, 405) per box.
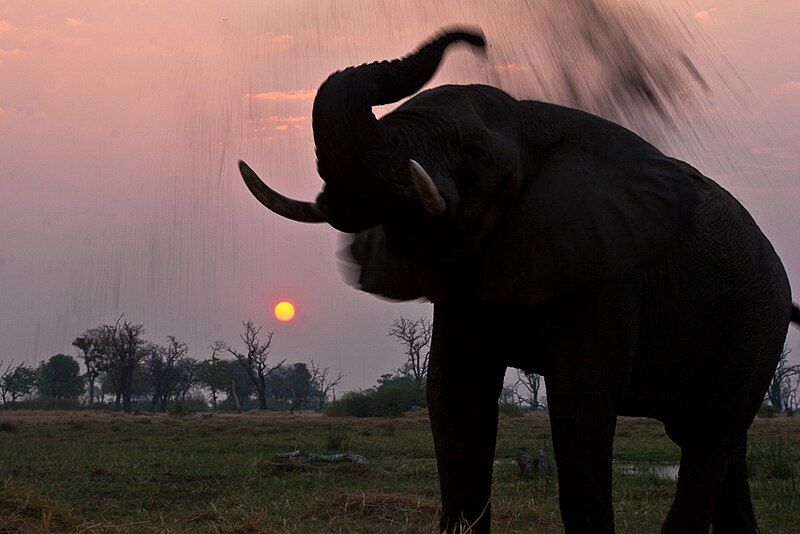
(311, 29, 485, 230)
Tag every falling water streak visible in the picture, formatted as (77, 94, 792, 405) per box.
(0, 0, 796, 387)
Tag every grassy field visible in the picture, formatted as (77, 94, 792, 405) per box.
(0, 411, 797, 533)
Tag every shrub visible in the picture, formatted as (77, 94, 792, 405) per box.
(757, 403, 777, 418)
(6, 398, 82, 411)
(326, 376, 425, 417)
(0, 421, 18, 432)
(499, 402, 524, 418)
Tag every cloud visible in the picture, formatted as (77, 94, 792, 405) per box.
(495, 63, 528, 73)
(272, 34, 294, 45)
(0, 48, 21, 64)
(694, 8, 718, 21)
(0, 20, 15, 34)
(774, 81, 800, 95)
(251, 115, 309, 134)
(268, 115, 307, 123)
(244, 89, 316, 101)
(66, 17, 90, 28)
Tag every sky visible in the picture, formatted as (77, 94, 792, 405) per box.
(0, 0, 798, 390)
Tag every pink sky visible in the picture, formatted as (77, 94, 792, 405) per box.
(0, 1, 798, 387)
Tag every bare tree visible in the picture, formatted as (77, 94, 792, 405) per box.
(766, 346, 800, 413)
(389, 316, 432, 387)
(225, 320, 284, 410)
(309, 359, 343, 411)
(499, 384, 518, 405)
(174, 357, 198, 400)
(515, 370, 543, 410)
(72, 330, 103, 408)
(197, 341, 231, 410)
(95, 317, 147, 413)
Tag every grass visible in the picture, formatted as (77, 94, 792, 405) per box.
(0, 411, 797, 532)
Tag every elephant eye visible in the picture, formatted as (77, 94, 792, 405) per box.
(465, 140, 492, 166)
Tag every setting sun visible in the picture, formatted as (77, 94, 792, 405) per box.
(274, 300, 296, 322)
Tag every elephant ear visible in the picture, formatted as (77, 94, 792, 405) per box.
(479, 109, 706, 305)
(338, 227, 441, 301)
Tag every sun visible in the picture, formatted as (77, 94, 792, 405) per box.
(273, 300, 295, 322)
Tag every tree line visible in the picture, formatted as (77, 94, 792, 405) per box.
(0, 316, 341, 414)
(4, 313, 794, 417)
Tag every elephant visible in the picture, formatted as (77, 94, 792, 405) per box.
(237, 29, 799, 533)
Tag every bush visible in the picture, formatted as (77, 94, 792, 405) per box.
(326, 376, 425, 417)
(499, 402, 524, 418)
(6, 398, 82, 411)
(757, 404, 778, 418)
(0, 421, 18, 432)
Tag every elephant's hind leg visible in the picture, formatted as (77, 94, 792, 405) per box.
(711, 438, 758, 533)
(661, 436, 736, 533)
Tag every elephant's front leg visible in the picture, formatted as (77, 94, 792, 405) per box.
(428, 303, 507, 533)
(547, 378, 618, 533)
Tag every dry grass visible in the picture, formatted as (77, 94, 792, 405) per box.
(0, 480, 82, 533)
(0, 410, 797, 532)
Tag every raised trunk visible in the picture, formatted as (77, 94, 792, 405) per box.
(311, 30, 485, 230)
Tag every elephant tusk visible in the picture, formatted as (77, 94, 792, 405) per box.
(238, 160, 328, 223)
(409, 159, 447, 216)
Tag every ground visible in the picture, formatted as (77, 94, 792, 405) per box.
(0, 411, 797, 533)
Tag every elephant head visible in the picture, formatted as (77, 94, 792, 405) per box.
(240, 28, 702, 303)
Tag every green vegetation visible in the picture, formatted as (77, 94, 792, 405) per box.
(0, 412, 798, 532)
(326, 375, 426, 417)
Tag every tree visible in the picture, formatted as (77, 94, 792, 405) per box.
(142, 337, 188, 412)
(224, 320, 284, 410)
(279, 362, 313, 413)
(0, 361, 37, 405)
(309, 359, 343, 411)
(514, 370, 543, 410)
(196, 351, 229, 410)
(388, 316, 432, 387)
(37, 354, 84, 400)
(94, 317, 148, 413)
(99, 367, 149, 405)
(72, 330, 103, 408)
(766, 346, 800, 413)
(174, 357, 198, 401)
(224, 358, 254, 411)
